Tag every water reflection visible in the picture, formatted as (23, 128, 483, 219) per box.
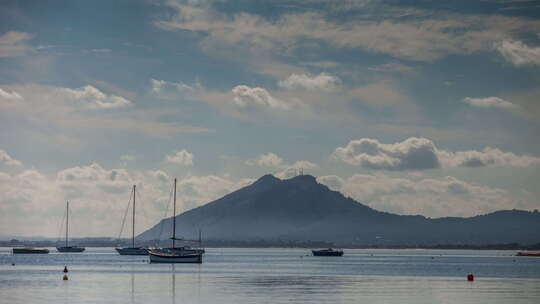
(171, 264, 176, 304)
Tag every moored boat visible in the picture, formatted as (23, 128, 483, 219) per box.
(56, 201, 85, 253)
(12, 247, 49, 254)
(312, 248, 344, 256)
(516, 251, 540, 257)
(115, 247, 149, 255)
(116, 185, 149, 256)
(148, 178, 204, 264)
(148, 249, 202, 263)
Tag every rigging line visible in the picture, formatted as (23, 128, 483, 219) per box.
(134, 187, 151, 230)
(156, 183, 174, 247)
(56, 207, 66, 244)
(117, 187, 134, 242)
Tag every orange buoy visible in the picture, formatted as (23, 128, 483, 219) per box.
(63, 266, 68, 273)
(467, 273, 474, 281)
(63, 274, 69, 281)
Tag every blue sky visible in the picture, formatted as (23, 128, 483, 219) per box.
(1, 0, 539, 237)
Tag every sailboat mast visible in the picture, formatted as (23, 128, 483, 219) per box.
(173, 178, 177, 248)
(132, 185, 136, 249)
(66, 201, 69, 247)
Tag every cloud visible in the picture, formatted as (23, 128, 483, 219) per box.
(278, 73, 341, 91)
(0, 84, 209, 138)
(368, 62, 415, 74)
(463, 96, 518, 110)
(60, 85, 132, 110)
(333, 137, 540, 170)
(496, 40, 540, 66)
(0, 161, 251, 237)
(150, 78, 199, 100)
(318, 173, 536, 218)
(0, 31, 32, 57)
(245, 152, 283, 167)
(0, 149, 22, 167)
(232, 85, 292, 110)
(165, 149, 194, 166)
(0, 88, 23, 100)
(156, 3, 540, 62)
(332, 137, 440, 170)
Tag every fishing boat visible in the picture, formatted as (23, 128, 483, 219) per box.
(12, 247, 49, 254)
(115, 185, 149, 256)
(56, 201, 85, 253)
(312, 248, 344, 256)
(149, 178, 204, 263)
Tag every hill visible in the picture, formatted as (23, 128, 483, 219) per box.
(138, 174, 540, 246)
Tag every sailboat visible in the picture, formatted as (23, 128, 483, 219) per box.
(56, 201, 85, 253)
(148, 178, 204, 263)
(116, 185, 149, 255)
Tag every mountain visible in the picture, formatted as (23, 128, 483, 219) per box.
(138, 174, 540, 246)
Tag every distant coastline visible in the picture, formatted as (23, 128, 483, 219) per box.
(2, 238, 539, 251)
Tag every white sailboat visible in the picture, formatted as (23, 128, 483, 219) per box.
(149, 178, 204, 263)
(56, 201, 85, 253)
(116, 185, 149, 255)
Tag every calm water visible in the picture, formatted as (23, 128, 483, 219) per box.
(1, 247, 539, 303)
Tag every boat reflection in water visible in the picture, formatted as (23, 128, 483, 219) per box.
(149, 178, 204, 264)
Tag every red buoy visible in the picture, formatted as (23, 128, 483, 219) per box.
(467, 273, 474, 281)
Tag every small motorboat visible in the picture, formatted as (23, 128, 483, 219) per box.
(12, 247, 49, 254)
(312, 248, 344, 256)
(516, 251, 540, 257)
(115, 247, 149, 255)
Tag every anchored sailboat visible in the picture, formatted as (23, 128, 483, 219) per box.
(116, 185, 149, 255)
(148, 178, 204, 263)
(56, 201, 85, 253)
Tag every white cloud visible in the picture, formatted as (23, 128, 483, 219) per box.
(332, 137, 440, 170)
(150, 79, 199, 100)
(232, 85, 292, 110)
(278, 73, 341, 91)
(245, 152, 283, 167)
(496, 40, 540, 66)
(0, 161, 250, 237)
(165, 149, 194, 166)
(61, 85, 132, 110)
(333, 137, 540, 170)
(319, 173, 536, 218)
(463, 96, 518, 110)
(157, 3, 540, 62)
(0, 149, 22, 167)
(0, 84, 209, 138)
(0, 31, 32, 57)
(0, 88, 22, 100)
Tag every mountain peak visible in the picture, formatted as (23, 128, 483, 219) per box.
(253, 174, 280, 185)
(287, 174, 317, 184)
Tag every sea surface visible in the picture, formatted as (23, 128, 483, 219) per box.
(0, 247, 539, 304)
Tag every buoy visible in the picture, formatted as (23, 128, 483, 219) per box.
(11, 263, 15, 266)
(467, 273, 474, 281)
(63, 274, 69, 281)
(63, 266, 68, 273)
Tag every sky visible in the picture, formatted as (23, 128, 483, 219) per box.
(1, 0, 539, 238)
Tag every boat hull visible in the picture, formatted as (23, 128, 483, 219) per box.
(115, 247, 149, 255)
(148, 250, 202, 263)
(12, 248, 49, 254)
(312, 249, 344, 256)
(56, 246, 85, 253)
(164, 247, 205, 255)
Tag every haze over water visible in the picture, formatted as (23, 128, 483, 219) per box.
(1, 248, 539, 304)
